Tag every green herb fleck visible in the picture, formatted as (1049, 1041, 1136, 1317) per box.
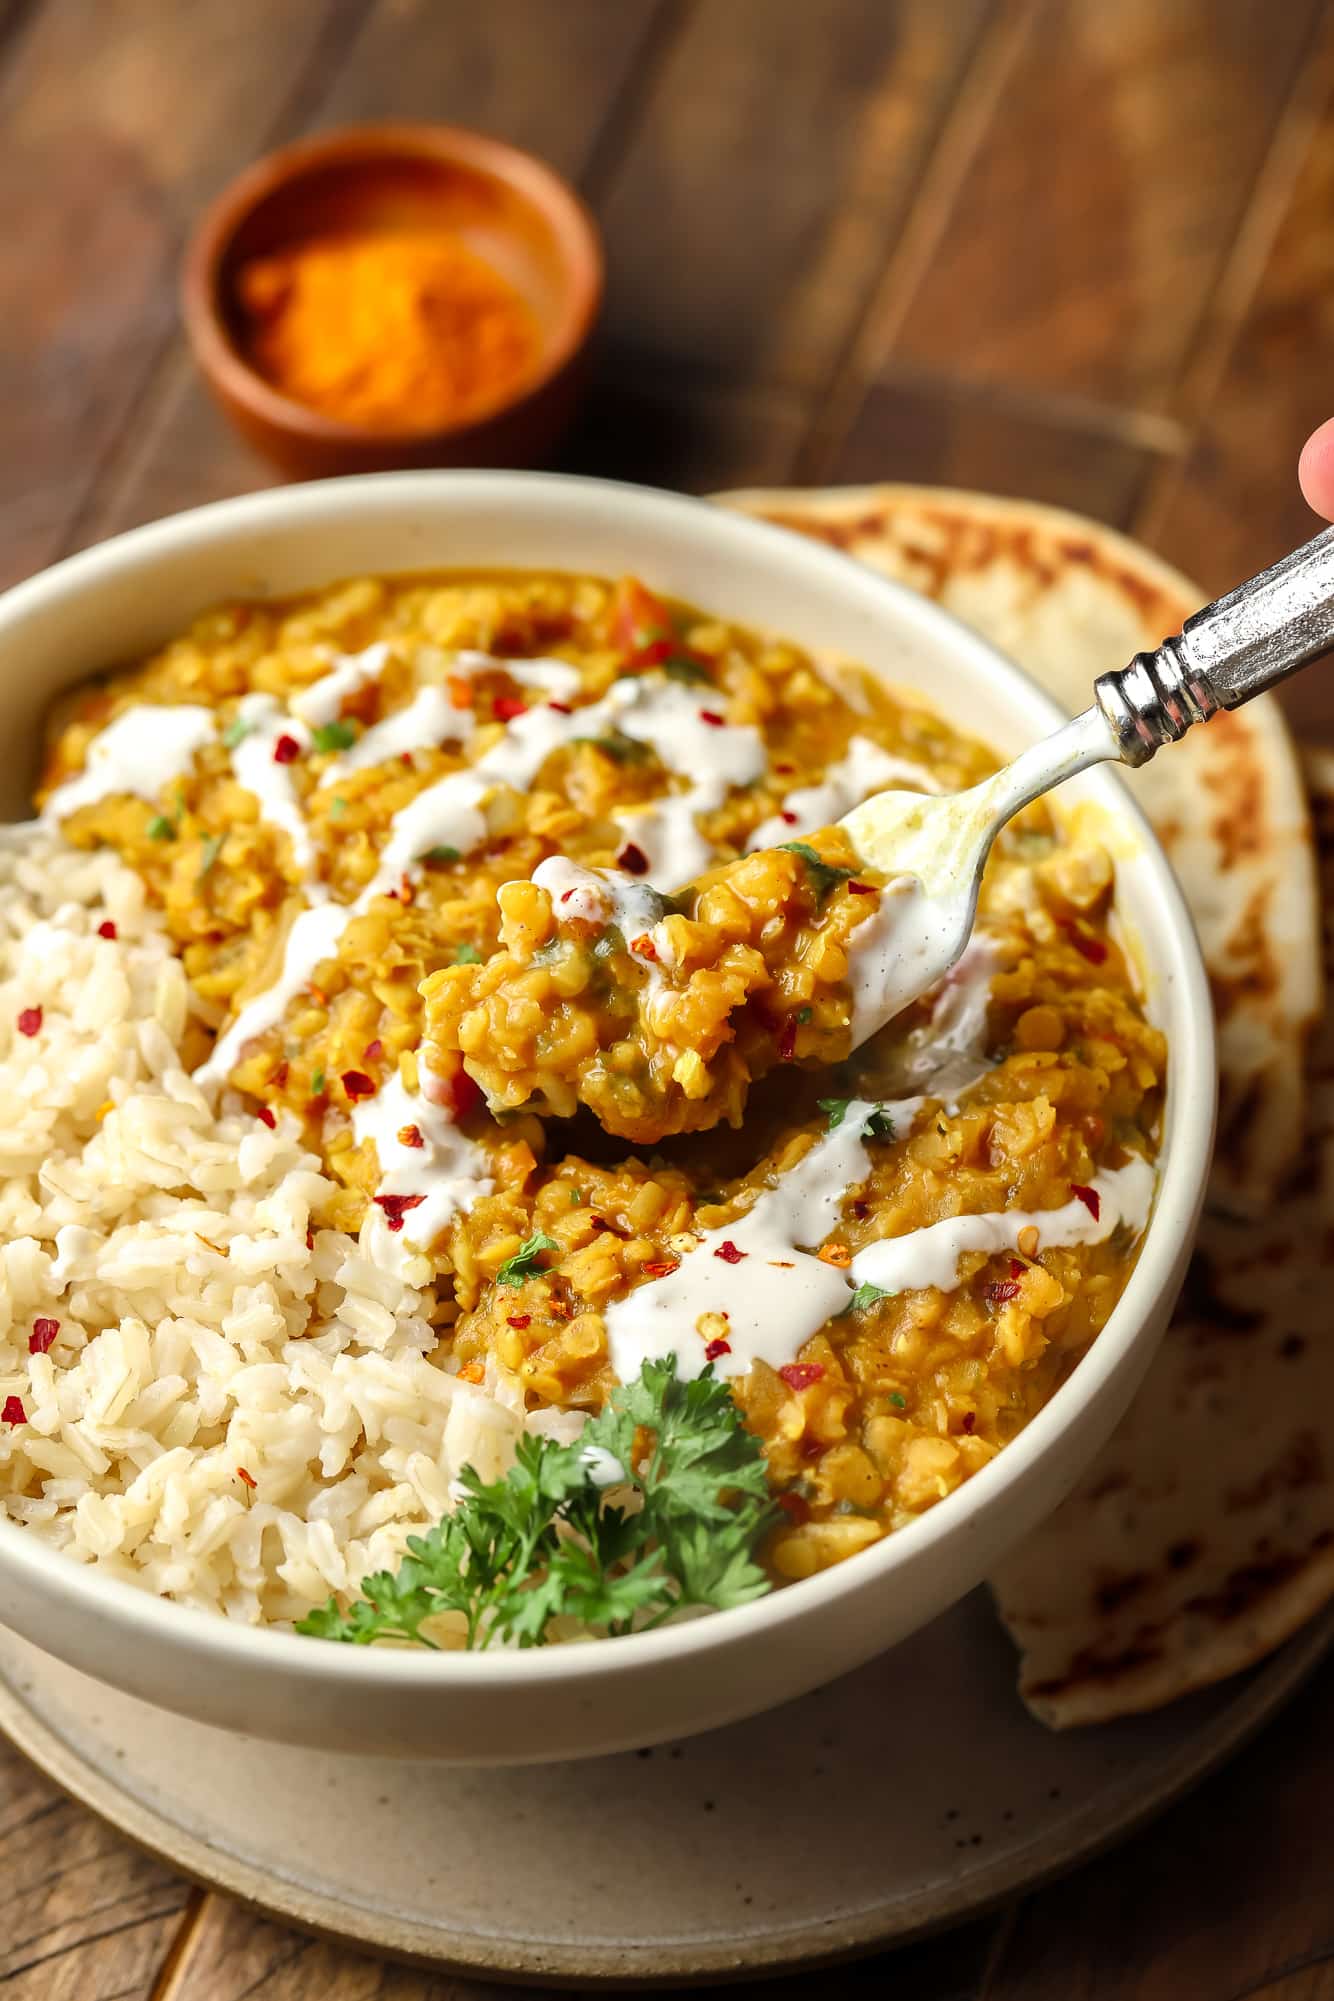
(795, 1006, 813, 1026)
(312, 720, 357, 754)
(780, 841, 855, 903)
(421, 845, 461, 865)
(496, 1230, 560, 1288)
(862, 1106, 896, 1143)
(662, 654, 714, 686)
(890, 1392, 907, 1410)
(842, 1282, 891, 1316)
(330, 796, 348, 818)
(197, 833, 224, 880)
(572, 731, 655, 765)
(453, 942, 484, 965)
(818, 1097, 849, 1130)
(222, 715, 254, 750)
(311, 1069, 326, 1095)
(146, 814, 175, 842)
(296, 1356, 775, 1650)
(570, 1188, 583, 1205)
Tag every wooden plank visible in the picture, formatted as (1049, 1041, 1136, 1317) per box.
(824, 371, 1162, 526)
(882, 0, 1324, 414)
(0, 0, 364, 592)
(985, 1660, 1334, 2001)
(595, 0, 993, 394)
(1135, 23, 1334, 741)
(0, 1737, 189, 1998)
(73, 0, 672, 547)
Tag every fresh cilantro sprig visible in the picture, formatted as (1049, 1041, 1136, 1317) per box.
(312, 719, 357, 753)
(297, 1357, 776, 1650)
(495, 1230, 560, 1287)
(818, 1097, 895, 1143)
(779, 841, 856, 903)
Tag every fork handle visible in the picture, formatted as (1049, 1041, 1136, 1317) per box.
(1094, 525, 1334, 766)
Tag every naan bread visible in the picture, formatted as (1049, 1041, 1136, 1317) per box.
(715, 484, 1321, 1214)
(987, 747, 1334, 1725)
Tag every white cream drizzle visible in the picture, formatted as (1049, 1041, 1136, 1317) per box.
(192, 900, 351, 1089)
(323, 685, 463, 783)
(289, 643, 392, 726)
(228, 694, 315, 875)
(748, 736, 934, 850)
(530, 856, 677, 974)
(845, 874, 977, 1045)
(41, 705, 217, 821)
(351, 1068, 495, 1279)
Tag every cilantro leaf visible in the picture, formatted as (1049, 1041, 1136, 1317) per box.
(572, 731, 655, 765)
(222, 714, 254, 750)
(296, 1356, 776, 1650)
(312, 720, 357, 753)
(495, 1230, 560, 1287)
(779, 841, 855, 903)
(818, 1097, 849, 1130)
(862, 1106, 895, 1143)
(197, 832, 224, 880)
(661, 654, 714, 686)
(146, 814, 175, 842)
(453, 942, 484, 964)
(421, 844, 461, 865)
(842, 1281, 891, 1315)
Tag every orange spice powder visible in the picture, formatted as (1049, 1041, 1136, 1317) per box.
(236, 228, 540, 433)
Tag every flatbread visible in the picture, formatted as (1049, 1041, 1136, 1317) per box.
(986, 746, 1334, 1725)
(714, 484, 1321, 1215)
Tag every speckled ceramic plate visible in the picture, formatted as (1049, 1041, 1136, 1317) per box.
(1, 1594, 1329, 1986)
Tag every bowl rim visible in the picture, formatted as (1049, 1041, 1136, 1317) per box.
(180, 121, 604, 445)
(0, 470, 1216, 1694)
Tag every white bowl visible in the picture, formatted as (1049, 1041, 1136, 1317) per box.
(0, 473, 1214, 1762)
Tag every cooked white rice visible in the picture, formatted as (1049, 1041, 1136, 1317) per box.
(0, 830, 537, 1625)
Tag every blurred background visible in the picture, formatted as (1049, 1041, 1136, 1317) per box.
(7, 0, 1333, 718)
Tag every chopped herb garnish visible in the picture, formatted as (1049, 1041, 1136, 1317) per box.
(573, 731, 655, 765)
(780, 841, 856, 903)
(862, 1106, 896, 1143)
(570, 1188, 583, 1205)
(146, 814, 175, 842)
(312, 720, 357, 754)
(662, 654, 714, 685)
(330, 796, 348, 817)
(495, 1230, 560, 1288)
(453, 942, 484, 964)
(842, 1281, 891, 1315)
(890, 1392, 907, 1410)
(222, 715, 254, 750)
(296, 1356, 775, 1649)
(311, 1069, 326, 1095)
(197, 833, 224, 880)
(795, 1006, 813, 1025)
(818, 1097, 849, 1130)
(421, 844, 461, 865)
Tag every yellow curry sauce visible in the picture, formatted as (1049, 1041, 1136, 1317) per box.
(37, 571, 1163, 1580)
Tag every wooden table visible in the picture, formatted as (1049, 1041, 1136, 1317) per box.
(3, 1, 1334, 1993)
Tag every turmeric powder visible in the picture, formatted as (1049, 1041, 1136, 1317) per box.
(236, 228, 539, 433)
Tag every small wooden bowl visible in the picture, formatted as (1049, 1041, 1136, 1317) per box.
(182, 124, 603, 478)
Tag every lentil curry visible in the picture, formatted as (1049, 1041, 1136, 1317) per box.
(37, 571, 1163, 1588)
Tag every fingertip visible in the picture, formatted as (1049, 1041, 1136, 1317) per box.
(1299, 417, 1334, 521)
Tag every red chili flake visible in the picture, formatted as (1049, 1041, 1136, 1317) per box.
(256, 1107, 277, 1129)
(306, 1229, 315, 1250)
(29, 1318, 59, 1355)
(699, 709, 726, 727)
(1009, 1257, 1026, 1278)
(373, 1192, 427, 1234)
(714, 1239, 746, 1264)
(398, 1123, 424, 1149)
(643, 1257, 681, 1280)
(776, 1491, 811, 1525)
(780, 810, 799, 825)
(270, 1060, 289, 1088)
(704, 1337, 731, 1361)
(236, 1466, 257, 1490)
(2, 1395, 25, 1426)
(987, 1280, 1021, 1303)
(617, 842, 650, 876)
(16, 1007, 42, 1038)
(1060, 918, 1108, 965)
(1071, 1182, 1101, 1220)
(507, 1314, 532, 1330)
(493, 694, 528, 723)
(774, 762, 797, 776)
(363, 1038, 383, 1063)
(630, 637, 674, 667)
(630, 933, 658, 961)
(779, 1362, 825, 1392)
(778, 1016, 798, 1062)
(559, 888, 578, 904)
(272, 734, 301, 765)
(547, 700, 573, 714)
(97, 920, 117, 940)
(847, 881, 876, 896)
(961, 1411, 976, 1435)
(341, 1070, 376, 1101)
(445, 1069, 484, 1119)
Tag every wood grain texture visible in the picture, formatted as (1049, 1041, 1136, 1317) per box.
(884, 0, 1325, 414)
(0, 0, 365, 590)
(0, 1736, 188, 1999)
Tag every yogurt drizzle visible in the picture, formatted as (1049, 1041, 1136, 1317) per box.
(42, 705, 217, 821)
(748, 736, 933, 850)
